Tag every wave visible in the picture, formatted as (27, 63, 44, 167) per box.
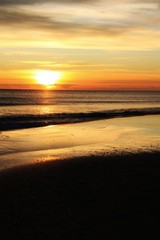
(0, 107, 160, 131)
(1, 100, 160, 106)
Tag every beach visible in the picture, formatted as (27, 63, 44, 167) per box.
(0, 151, 160, 239)
(0, 115, 160, 171)
(0, 115, 160, 239)
(0, 0, 160, 236)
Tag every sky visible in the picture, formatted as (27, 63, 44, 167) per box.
(0, 0, 160, 90)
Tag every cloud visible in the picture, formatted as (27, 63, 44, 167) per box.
(0, 0, 95, 6)
(133, 0, 160, 3)
(0, 8, 44, 24)
(0, 8, 80, 31)
(0, 8, 136, 37)
(0, 0, 160, 5)
(0, 0, 159, 43)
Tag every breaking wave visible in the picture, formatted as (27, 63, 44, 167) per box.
(1, 107, 160, 131)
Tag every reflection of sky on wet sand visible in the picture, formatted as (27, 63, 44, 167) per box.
(0, 115, 160, 171)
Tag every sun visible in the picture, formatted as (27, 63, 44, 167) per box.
(35, 70, 61, 86)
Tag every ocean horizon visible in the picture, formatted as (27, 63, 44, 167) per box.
(0, 89, 160, 131)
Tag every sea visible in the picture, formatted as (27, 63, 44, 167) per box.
(0, 90, 160, 131)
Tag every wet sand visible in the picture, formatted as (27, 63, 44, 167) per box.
(0, 115, 160, 239)
(0, 115, 160, 171)
(0, 151, 160, 239)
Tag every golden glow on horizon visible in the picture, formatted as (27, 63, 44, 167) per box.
(0, 1, 160, 90)
(35, 70, 61, 86)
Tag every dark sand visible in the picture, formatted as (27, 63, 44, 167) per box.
(0, 151, 160, 240)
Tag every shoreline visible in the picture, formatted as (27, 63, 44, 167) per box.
(1, 109, 160, 132)
(0, 114, 160, 238)
(0, 151, 160, 239)
(0, 115, 160, 171)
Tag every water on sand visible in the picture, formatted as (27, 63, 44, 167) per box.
(0, 115, 160, 171)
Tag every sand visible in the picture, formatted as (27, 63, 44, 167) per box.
(0, 115, 160, 171)
(0, 115, 160, 239)
(0, 151, 160, 240)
